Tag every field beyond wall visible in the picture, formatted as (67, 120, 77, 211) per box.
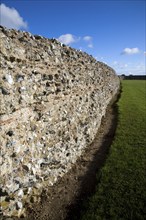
(79, 80, 146, 220)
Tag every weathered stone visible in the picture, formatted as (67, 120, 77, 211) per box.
(0, 26, 120, 217)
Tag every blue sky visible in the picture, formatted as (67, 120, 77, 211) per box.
(0, 0, 145, 75)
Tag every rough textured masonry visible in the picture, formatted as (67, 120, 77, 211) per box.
(0, 26, 120, 217)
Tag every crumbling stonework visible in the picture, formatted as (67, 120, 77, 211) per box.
(0, 26, 120, 217)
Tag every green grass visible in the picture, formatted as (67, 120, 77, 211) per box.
(80, 80, 146, 220)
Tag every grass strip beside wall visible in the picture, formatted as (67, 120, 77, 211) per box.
(80, 80, 146, 220)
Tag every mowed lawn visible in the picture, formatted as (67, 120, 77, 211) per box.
(80, 80, 146, 220)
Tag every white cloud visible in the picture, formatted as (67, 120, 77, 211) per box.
(83, 36, 92, 41)
(57, 34, 94, 47)
(113, 61, 118, 65)
(121, 47, 140, 55)
(88, 43, 93, 48)
(144, 51, 146, 55)
(94, 56, 104, 61)
(112, 61, 129, 69)
(57, 34, 79, 45)
(83, 35, 93, 48)
(112, 61, 145, 75)
(0, 3, 27, 29)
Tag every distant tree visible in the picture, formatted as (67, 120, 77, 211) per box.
(121, 74, 125, 79)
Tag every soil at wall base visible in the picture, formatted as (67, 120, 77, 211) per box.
(2, 89, 121, 220)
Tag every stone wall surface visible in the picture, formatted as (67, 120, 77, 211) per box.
(0, 26, 120, 217)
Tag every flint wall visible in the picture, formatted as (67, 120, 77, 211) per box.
(0, 26, 120, 217)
